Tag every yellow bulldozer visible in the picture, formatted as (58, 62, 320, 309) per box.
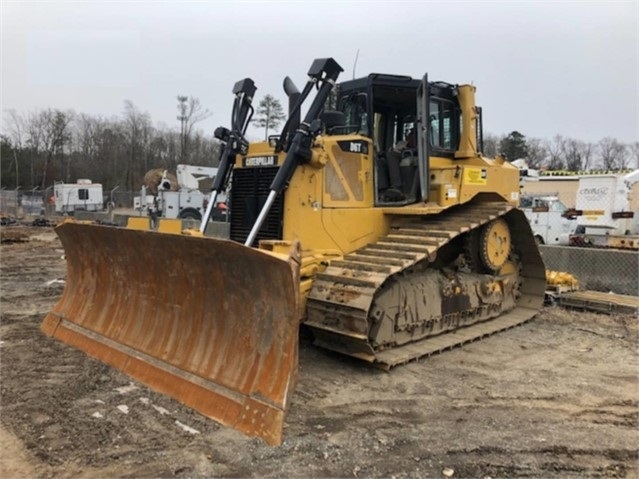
(42, 58, 546, 446)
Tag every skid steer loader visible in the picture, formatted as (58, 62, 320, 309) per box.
(42, 57, 546, 446)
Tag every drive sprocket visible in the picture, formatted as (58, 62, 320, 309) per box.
(479, 218, 511, 272)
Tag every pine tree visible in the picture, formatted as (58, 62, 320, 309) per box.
(251, 95, 287, 140)
(499, 131, 528, 161)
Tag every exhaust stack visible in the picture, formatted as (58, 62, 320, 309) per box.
(283, 76, 301, 139)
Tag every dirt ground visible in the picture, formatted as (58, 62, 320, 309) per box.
(1, 225, 637, 478)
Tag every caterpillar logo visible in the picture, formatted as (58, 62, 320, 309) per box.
(243, 155, 277, 167)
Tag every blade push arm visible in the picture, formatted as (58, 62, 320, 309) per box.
(200, 78, 257, 232)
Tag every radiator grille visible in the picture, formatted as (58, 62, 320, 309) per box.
(230, 166, 283, 245)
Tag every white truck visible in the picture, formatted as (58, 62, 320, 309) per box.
(54, 179, 104, 214)
(519, 194, 577, 245)
(135, 164, 227, 221)
(568, 170, 639, 249)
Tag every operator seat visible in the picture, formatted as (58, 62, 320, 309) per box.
(320, 111, 346, 135)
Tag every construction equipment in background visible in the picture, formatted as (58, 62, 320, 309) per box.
(134, 164, 227, 222)
(544, 269, 639, 315)
(546, 269, 579, 289)
(544, 268, 579, 305)
(142, 168, 179, 194)
(42, 58, 546, 446)
(566, 170, 639, 249)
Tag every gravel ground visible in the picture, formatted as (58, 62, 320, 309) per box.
(1, 226, 637, 478)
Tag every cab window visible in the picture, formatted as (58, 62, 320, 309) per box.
(337, 93, 368, 135)
(429, 98, 458, 151)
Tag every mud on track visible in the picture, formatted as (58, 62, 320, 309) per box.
(1, 226, 637, 478)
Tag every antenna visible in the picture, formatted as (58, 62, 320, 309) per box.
(352, 48, 360, 79)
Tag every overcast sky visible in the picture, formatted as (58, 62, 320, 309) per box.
(1, 1, 637, 143)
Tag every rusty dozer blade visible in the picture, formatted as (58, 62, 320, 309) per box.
(41, 221, 301, 446)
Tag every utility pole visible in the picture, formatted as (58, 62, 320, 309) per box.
(177, 95, 188, 163)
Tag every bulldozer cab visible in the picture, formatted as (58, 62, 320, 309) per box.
(227, 68, 500, 254)
(334, 75, 484, 206)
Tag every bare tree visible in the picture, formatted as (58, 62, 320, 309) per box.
(123, 100, 152, 190)
(25, 110, 45, 186)
(561, 138, 590, 171)
(482, 133, 502, 158)
(189, 130, 219, 165)
(559, 138, 594, 171)
(96, 120, 127, 188)
(525, 137, 548, 170)
(75, 114, 97, 175)
(3, 109, 25, 187)
(2, 105, 225, 193)
(149, 123, 173, 168)
(40, 109, 74, 188)
(598, 137, 628, 170)
(579, 141, 594, 171)
(251, 94, 287, 141)
(545, 135, 565, 170)
(627, 141, 639, 169)
(74, 114, 115, 180)
(177, 96, 212, 164)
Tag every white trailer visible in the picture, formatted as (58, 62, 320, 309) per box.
(568, 170, 639, 249)
(54, 180, 104, 214)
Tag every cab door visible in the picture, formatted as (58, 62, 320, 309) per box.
(416, 74, 430, 202)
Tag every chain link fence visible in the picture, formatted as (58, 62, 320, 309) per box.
(522, 170, 638, 296)
(0, 190, 20, 218)
(110, 190, 138, 210)
(539, 245, 638, 296)
(0, 189, 143, 219)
